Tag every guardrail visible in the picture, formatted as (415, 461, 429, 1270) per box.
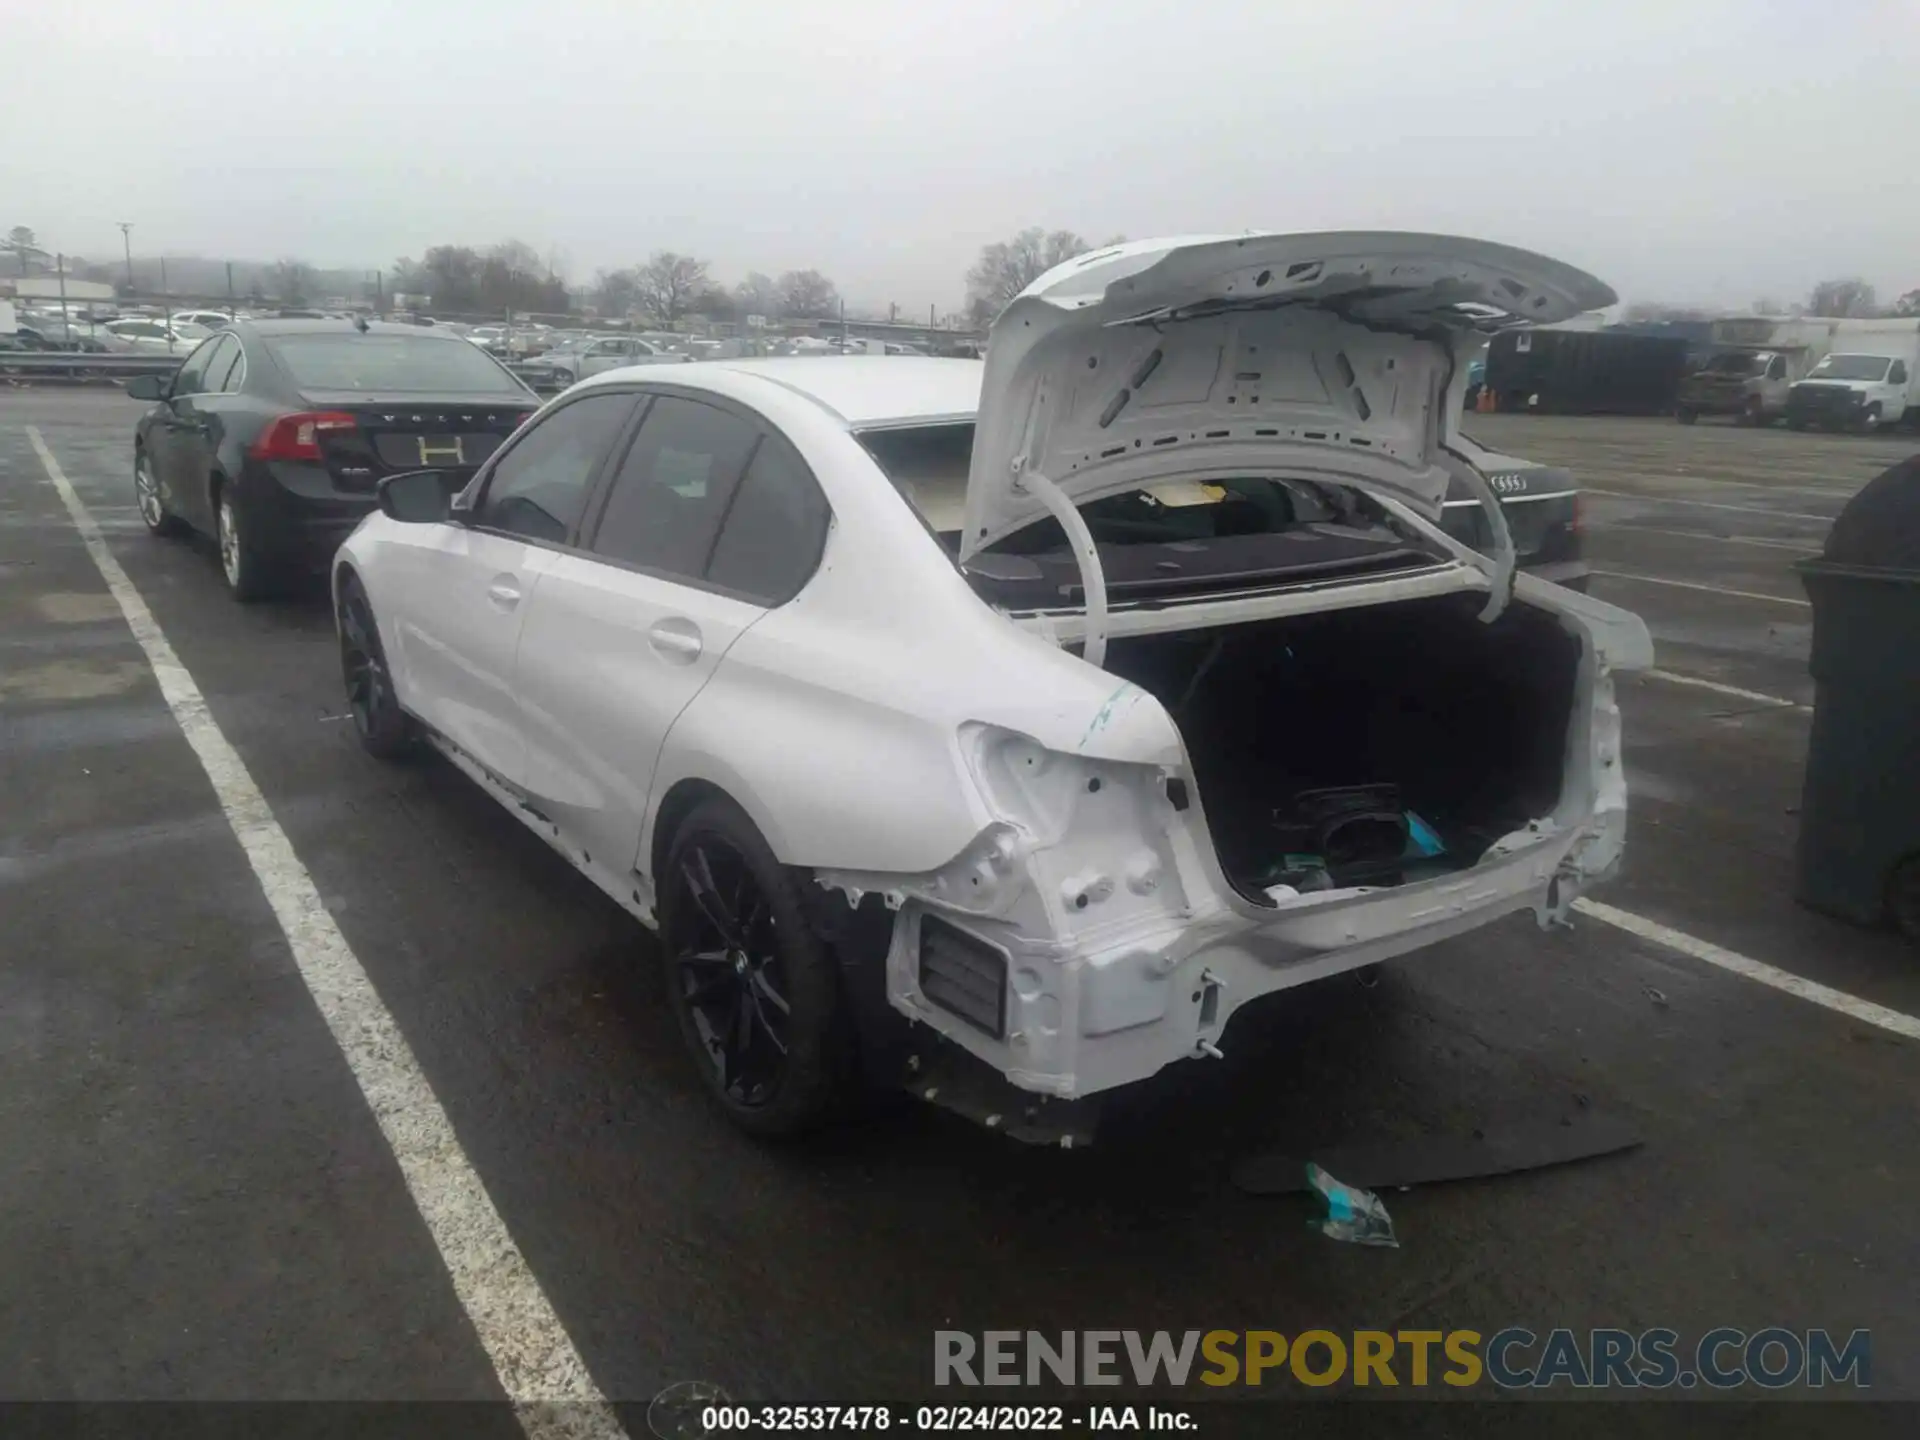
(0, 351, 185, 386)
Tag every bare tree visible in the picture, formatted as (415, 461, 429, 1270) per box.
(734, 271, 782, 320)
(1894, 288, 1920, 317)
(1808, 277, 1878, 318)
(633, 251, 710, 326)
(593, 267, 640, 318)
(489, 239, 543, 285)
(777, 268, 840, 320)
(964, 228, 1090, 326)
(271, 257, 317, 305)
(5, 225, 48, 276)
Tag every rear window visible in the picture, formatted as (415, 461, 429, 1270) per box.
(268, 333, 527, 394)
(858, 421, 1347, 551)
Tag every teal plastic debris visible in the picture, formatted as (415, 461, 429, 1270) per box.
(1306, 1163, 1399, 1247)
(1404, 811, 1446, 859)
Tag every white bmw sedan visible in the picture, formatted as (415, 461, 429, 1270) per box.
(334, 231, 1653, 1141)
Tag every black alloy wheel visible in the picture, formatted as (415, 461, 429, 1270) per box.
(661, 800, 848, 1135)
(337, 575, 414, 759)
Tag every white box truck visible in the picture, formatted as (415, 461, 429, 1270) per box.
(1784, 318, 1920, 433)
(1675, 316, 1842, 425)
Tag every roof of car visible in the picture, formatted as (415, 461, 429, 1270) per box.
(241, 318, 471, 339)
(594, 355, 985, 430)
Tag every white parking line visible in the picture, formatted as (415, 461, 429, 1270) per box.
(1575, 899, 1920, 1044)
(1590, 569, 1811, 607)
(1583, 488, 1834, 523)
(26, 428, 628, 1440)
(1638, 669, 1810, 711)
(1590, 523, 1819, 554)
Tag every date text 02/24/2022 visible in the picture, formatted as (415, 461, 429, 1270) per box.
(698, 1404, 1196, 1431)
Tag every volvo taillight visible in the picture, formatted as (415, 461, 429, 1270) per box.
(249, 411, 357, 462)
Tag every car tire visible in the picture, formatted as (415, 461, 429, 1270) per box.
(336, 573, 416, 760)
(1858, 403, 1883, 434)
(659, 797, 852, 1137)
(1675, 407, 1698, 425)
(1740, 398, 1765, 428)
(134, 448, 186, 537)
(214, 480, 272, 601)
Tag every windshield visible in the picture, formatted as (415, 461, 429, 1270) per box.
(1701, 351, 1766, 376)
(268, 333, 529, 393)
(1808, 354, 1893, 382)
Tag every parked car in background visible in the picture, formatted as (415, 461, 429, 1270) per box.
(123, 319, 537, 600)
(11, 321, 114, 352)
(330, 231, 1650, 1141)
(516, 334, 692, 388)
(1786, 326, 1920, 432)
(1443, 434, 1586, 590)
(172, 309, 235, 331)
(104, 318, 212, 353)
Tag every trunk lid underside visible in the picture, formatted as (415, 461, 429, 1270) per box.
(962, 231, 1615, 558)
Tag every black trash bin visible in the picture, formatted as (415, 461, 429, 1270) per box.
(1794, 453, 1920, 940)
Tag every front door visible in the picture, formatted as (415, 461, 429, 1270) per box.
(386, 388, 638, 789)
(149, 334, 229, 531)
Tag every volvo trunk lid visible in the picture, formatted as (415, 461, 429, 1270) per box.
(960, 232, 1614, 559)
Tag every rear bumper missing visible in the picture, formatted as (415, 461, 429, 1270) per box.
(868, 816, 1602, 1101)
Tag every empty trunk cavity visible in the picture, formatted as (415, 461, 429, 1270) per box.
(1101, 593, 1581, 902)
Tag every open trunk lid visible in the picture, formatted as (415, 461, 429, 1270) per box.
(961, 232, 1614, 560)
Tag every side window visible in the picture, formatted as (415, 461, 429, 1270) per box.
(586, 396, 759, 581)
(706, 438, 831, 603)
(170, 335, 223, 395)
(216, 335, 249, 392)
(196, 333, 239, 393)
(1891, 361, 1909, 385)
(1768, 356, 1787, 380)
(474, 391, 636, 544)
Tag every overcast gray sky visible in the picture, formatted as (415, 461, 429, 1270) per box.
(7, 0, 1918, 314)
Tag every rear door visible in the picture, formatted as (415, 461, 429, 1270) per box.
(382, 388, 640, 789)
(514, 393, 830, 876)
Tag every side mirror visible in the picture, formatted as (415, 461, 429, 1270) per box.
(124, 373, 167, 400)
(377, 469, 456, 523)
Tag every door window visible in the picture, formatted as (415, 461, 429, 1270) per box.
(215, 335, 249, 392)
(1767, 355, 1786, 380)
(170, 335, 224, 395)
(586, 396, 759, 581)
(1891, 361, 1909, 385)
(473, 391, 635, 544)
(706, 437, 831, 603)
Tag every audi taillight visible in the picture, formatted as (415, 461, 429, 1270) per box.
(249, 411, 357, 462)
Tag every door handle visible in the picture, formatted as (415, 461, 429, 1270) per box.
(486, 576, 522, 609)
(647, 620, 703, 663)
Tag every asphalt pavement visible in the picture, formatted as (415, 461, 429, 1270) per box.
(4, 392, 1918, 1430)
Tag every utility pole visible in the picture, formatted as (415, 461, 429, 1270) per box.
(118, 222, 134, 289)
(226, 261, 235, 314)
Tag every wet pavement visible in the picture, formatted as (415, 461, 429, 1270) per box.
(4, 393, 1917, 1427)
